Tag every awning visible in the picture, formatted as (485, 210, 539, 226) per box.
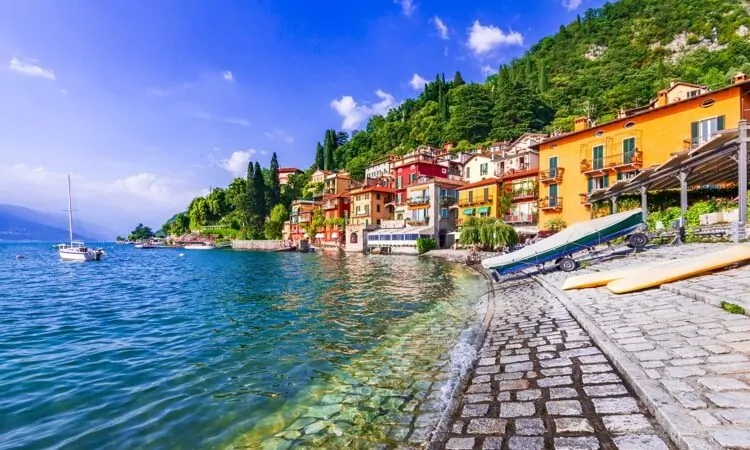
(315, 233, 324, 238)
(331, 232, 338, 238)
(477, 206, 491, 214)
(463, 208, 475, 215)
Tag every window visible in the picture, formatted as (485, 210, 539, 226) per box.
(396, 177, 402, 189)
(483, 187, 490, 202)
(701, 98, 716, 108)
(376, 204, 381, 213)
(592, 145, 604, 170)
(468, 191, 474, 203)
(617, 171, 639, 181)
(441, 208, 449, 218)
(364, 205, 370, 215)
(624, 121, 636, 128)
(691, 116, 725, 148)
(409, 173, 417, 184)
(622, 137, 636, 164)
(376, 193, 381, 200)
(480, 163, 488, 176)
(466, 167, 471, 178)
(548, 156, 558, 177)
(364, 193, 370, 200)
(355, 206, 361, 215)
(548, 184, 558, 206)
(588, 175, 609, 192)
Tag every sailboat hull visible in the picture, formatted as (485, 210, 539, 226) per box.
(59, 248, 99, 261)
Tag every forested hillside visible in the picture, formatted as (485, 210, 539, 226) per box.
(320, 0, 750, 179)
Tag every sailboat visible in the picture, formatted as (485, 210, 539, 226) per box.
(56, 175, 104, 262)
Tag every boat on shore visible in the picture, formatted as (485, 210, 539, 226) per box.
(57, 175, 104, 262)
(183, 242, 217, 250)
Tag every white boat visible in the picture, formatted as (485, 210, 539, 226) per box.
(134, 242, 155, 249)
(183, 242, 216, 250)
(57, 175, 103, 262)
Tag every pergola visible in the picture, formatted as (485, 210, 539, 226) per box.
(587, 121, 749, 230)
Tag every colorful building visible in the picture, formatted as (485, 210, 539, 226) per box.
(462, 154, 495, 184)
(321, 193, 350, 246)
(456, 178, 505, 226)
(278, 167, 303, 186)
(365, 155, 395, 180)
(390, 148, 452, 219)
(535, 75, 750, 229)
(348, 181, 395, 227)
(283, 199, 320, 241)
(494, 133, 544, 229)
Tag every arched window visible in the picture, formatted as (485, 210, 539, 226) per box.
(350, 232, 358, 244)
(701, 98, 716, 108)
(624, 121, 636, 128)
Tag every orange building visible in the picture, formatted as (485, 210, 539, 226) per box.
(535, 75, 750, 228)
(348, 182, 395, 227)
(321, 193, 350, 246)
(283, 199, 320, 241)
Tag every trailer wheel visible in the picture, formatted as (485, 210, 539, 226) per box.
(627, 232, 649, 250)
(558, 257, 578, 272)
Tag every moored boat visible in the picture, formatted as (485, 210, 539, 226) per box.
(183, 242, 217, 250)
(57, 175, 104, 262)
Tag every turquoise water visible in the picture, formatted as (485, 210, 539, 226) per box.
(0, 243, 484, 449)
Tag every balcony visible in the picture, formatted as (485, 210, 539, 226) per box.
(538, 197, 563, 211)
(440, 196, 458, 208)
(406, 218, 430, 226)
(503, 213, 538, 224)
(407, 196, 430, 206)
(458, 196, 493, 207)
(352, 211, 371, 218)
(684, 133, 722, 151)
(539, 168, 564, 184)
(323, 201, 337, 210)
(579, 193, 590, 205)
(495, 163, 531, 178)
(510, 189, 537, 201)
(580, 151, 643, 174)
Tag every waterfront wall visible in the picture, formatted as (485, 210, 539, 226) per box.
(231, 240, 288, 251)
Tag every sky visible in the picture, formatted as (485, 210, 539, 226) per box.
(0, 0, 606, 233)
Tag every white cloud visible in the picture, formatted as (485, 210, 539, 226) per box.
(467, 21, 523, 56)
(395, 0, 415, 17)
(330, 89, 397, 130)
(223, 71, 234, 81)
(481, 65, 495, 76)
(107, 173, 183, 202)
(562, 0, 583, 11)
(219, 150, 256, 177)
(59, 89, 68, 95)
(8, 57, 56, 80)
(223, 117, 251, 127)
(409, 73, 427, 90)
(432, 16, 449, 40)
(264, 129, 294, 143)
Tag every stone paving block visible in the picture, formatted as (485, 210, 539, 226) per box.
(496, 391, 511, 401)
(697, 376, 750, 391)
(582, 372, 621, 384)
(546, 400, 582, 415)
(482, 436, 503, 449)
(461, 403, 489, 417)
(507, 436, 543, 450)
(495, 372, 524, 381)
(580, 363, 613, 373)
(445, 437, 475, 449)
(497, 380, 530, 391)
(554, 417, 594, 433)
(498, 402, 535, 418)
(466, 383, 491, 393)
(706, 391, 750, 408)
(717, 409, 750, 425)
(664, 365, 706, 378)
(451, 421, 464, 434)
(583, 383, 628, 397)
(612, 434, 670, 450)
(602, 414, 653, 434)
(466, 418, 507, 434)
(549, 387, 578, 399)
(516, 389, 542, 401)
(478, 357, 496, 366)
(536, 375, 572, 387)
(690, 410, 721, 427)
(592, 397, 640, 414)
(553, 436, 600, 450)
(514, 418, 545, 436)
(504, 362, 534, 373)
(710, 428, 750, 448)
(540, 367, 572, 376)
(499, 355, 529, 364)
(465, 393, 493, 403)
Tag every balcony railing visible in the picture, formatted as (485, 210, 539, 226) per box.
(511, 189, 537, 200)
(495, 163, 531, 177)
(351, 211, 370, 218)
(440, 196, 457, 207)
(683, 133, 721, 151)
(406, 218, 430, 226)
(323, 201, 337, 210)
(503, 213, 538, 224)
(458, 196, 493, 207)
(407, 196, 430, 206)
(540, 168, 564, 184)
(538, 197, 563, 210)
(580, 151, 643, 174)
(579, 193, 590, 205)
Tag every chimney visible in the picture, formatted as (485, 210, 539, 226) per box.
(573, 116, 591, 132)
(655, 89, 669, 107)
(733, 72, 748, 85)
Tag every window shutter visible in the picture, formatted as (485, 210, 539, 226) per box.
(588, 177, 593, 193)
(717, 115, 725, 131)
(690, 121, 698, 140)
(603, 175, 609, 188)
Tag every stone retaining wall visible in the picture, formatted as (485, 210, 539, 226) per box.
(231, 240, 288, 250)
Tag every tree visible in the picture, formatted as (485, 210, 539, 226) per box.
(225, 177, 247, 211)
(267, 152, 281, 210)
(164, 213, 190, 236)
(453, 71, 465, 86)
(315, 143, 324, 170)
(282, 172, 310, 206)
(491, 80, 550, 141)
(323, 129, 337, 170)
(445, 84, 493, 143)
(128, 223, 155, 241)
(248, 161, 267, 238)
(264, 204, 288, 239)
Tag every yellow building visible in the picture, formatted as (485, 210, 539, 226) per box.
(536, 75, 750, 229)
(348, 184, 394, 227)
(456, 178, 505, 226)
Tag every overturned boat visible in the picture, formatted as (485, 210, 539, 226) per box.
(482, 209, 647, 276)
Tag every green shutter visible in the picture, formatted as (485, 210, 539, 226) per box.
(603, 175, 609, 188)
(588, 177, 593, 193)
(717, 115, 725, 131)
(690, 121, 698, 140)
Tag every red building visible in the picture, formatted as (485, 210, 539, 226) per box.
(389, 148, 452, 220)
(321, 193, 350, 246)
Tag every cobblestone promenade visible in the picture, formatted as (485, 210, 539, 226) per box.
(434, 278, 674, 450)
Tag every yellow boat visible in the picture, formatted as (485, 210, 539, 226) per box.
(561, 259, 682, 290)
(607, 244, 750, 294)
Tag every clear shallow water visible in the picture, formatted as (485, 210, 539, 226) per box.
(0, 243, 484, 449)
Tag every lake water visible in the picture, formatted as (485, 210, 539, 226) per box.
(0, 243, 485, 449)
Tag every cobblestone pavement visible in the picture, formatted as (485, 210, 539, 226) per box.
(433, 278, 674, 450)
(539, 243, 750, 450)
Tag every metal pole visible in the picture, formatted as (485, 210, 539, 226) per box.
(739, 120, 748, 231)
(640, 186, 649, 223)
(67, 174, 73, 246)
(611, 195, 619, 214)
(678, 170, 689, 226)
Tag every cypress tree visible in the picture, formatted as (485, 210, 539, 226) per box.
(315, 142, 324, 170)
(243, 161, 255, 230)
(268, 152, 281, 210)
(324, 129, 336, 171)
(538, 60, 548, 93)
(453, 71, 465, 86)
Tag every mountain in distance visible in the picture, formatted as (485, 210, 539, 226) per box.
(0, 204, 117, 242)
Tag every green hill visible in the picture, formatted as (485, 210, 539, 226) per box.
(321, 0, 750, 179)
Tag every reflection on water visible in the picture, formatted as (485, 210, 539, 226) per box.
(0, 244, 484, 449)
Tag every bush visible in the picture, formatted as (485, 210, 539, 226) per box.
(545, 217, 568, 233)
(416, 237, 438, 254)
(459, 217, 519, 250)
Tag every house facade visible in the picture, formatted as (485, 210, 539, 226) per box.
(348, 184, 394, 227)
(283, 199, 320, 241)
(462, 154, 494, 184)
(494, 133, 544, 229)
(321, 193, 350, 246)
(390, 148, 451, 220)
(456, 178, 505, 227)
(278, 167, 303, 186)
(365, 155, 395, 180)
(536, 75, 750, 228)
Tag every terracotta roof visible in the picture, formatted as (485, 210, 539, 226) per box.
(278, 167, 302, 173)
(409, 176, 465, 188)
(457, 177, 503, 190)
(349, 185, 395, 194)
(533, 79, 750, 148)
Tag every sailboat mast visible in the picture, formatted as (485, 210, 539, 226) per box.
(67, 174, 73, 246)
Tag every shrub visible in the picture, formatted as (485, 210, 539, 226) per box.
(416, 237, 438, 254)
(459, 217, 519, 250)
(721, 301, 746, 315)
(545, 217, 568, 233)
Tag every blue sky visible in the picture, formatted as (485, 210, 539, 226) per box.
(0, 0, 604, 233)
